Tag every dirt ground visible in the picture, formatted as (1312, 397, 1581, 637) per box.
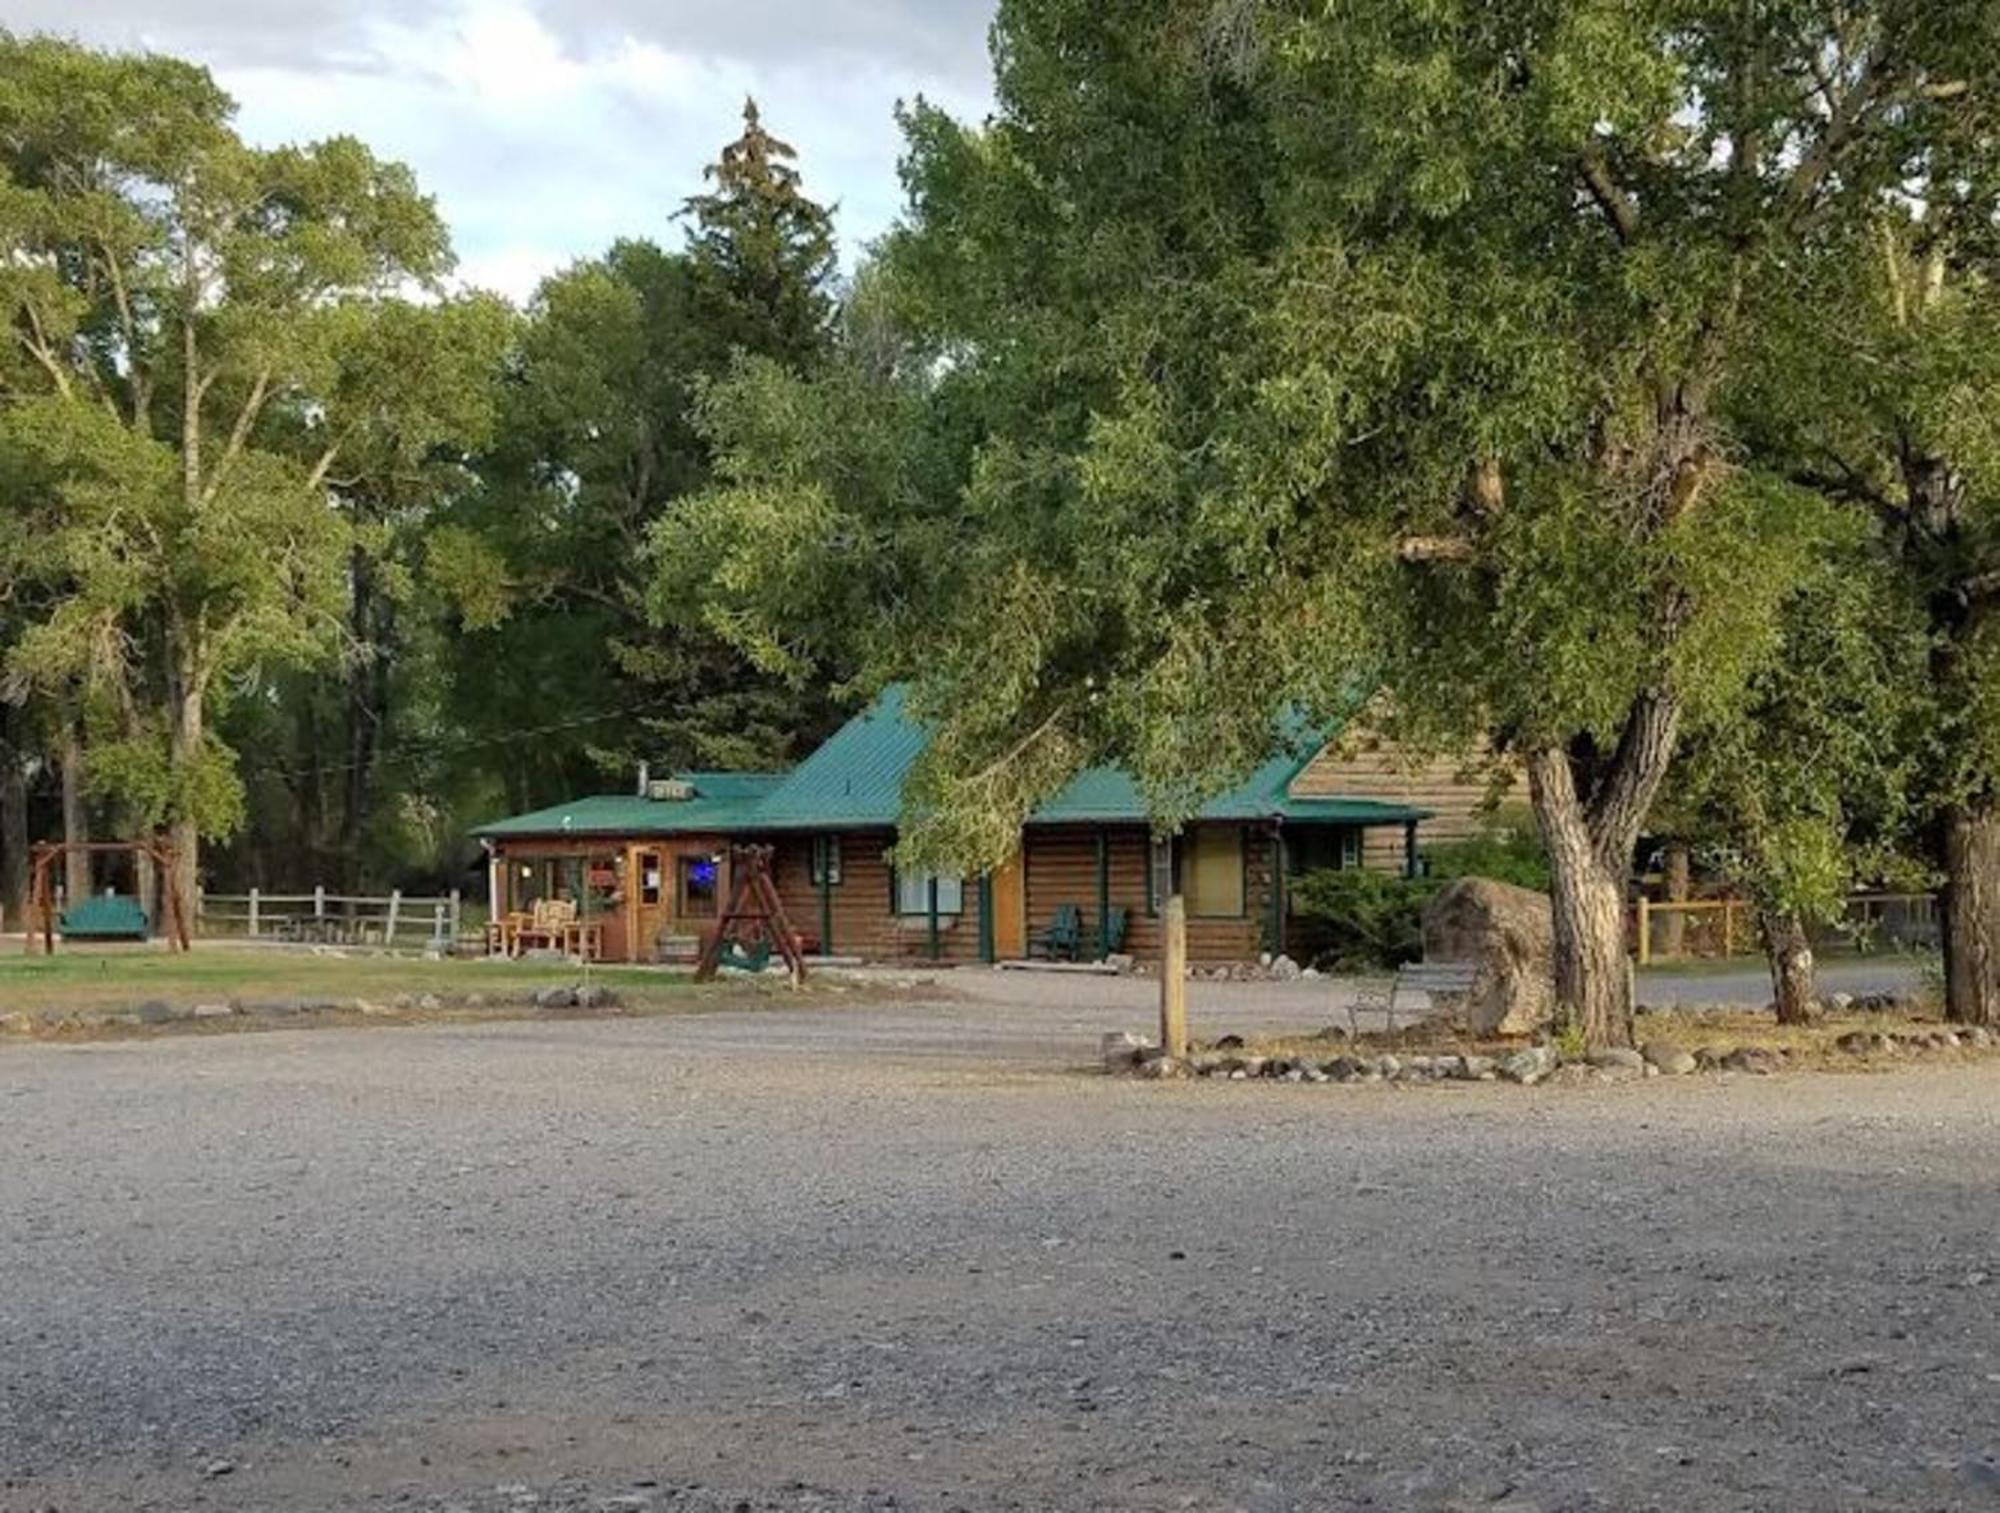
(4, 988, 1997, 1512)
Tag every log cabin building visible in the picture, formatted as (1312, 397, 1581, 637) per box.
(474, 686, 1511, 967)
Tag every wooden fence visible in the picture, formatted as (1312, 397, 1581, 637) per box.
(196, 887, 463, 950)
(1635, 891, 1937, 964)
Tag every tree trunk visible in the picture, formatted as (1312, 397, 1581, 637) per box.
(1534, 778, 1636, 1049)
(1658, 839, 1690, 958)
(1761, 908, 1817, 1025)
(165, 645, 204, 934)
(0, 714, 27, 930)
(337, 546, 390, 894)
(60, 722, 90, 903)
(1941, 798, 2000, 1026)
(1525, 690, 1682, 1050)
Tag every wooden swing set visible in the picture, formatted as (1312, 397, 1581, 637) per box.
(25, 838, 191, 955)
(694, 844, 807, 983)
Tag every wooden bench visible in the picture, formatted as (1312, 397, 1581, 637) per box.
(1388, 960, 1479, 1027)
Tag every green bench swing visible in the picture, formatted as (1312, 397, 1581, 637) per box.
(59, 894, 151, 941)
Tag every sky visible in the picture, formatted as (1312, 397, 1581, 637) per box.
(19, 0, 998, 301)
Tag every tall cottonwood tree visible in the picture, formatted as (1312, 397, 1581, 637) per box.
(0, 35, 452, 908)
(1667, 518, 1927, 1023)
(654, 1, 1997, 1048)
(1742, 195, 2000, 1023)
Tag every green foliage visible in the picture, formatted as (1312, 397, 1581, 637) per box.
(1287, 868, 1430, 971)
(453, 102, 846, 801)
(1667, 509, 1931, 926)
(1423, 809, 1551, 892)
(651, 0, 1998, 903)
(0, 33, 453, 884)
(1289, 810, 1552, 968)
(682, 99, 838, 367)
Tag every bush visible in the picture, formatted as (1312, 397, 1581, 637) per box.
(1422, 807, 1550, 891)
(1287, 812, 1552, 970)
(1287, 868, 1433, 971)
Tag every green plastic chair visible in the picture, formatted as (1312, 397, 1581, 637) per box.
(1031, 903, 1083, 961)
(1101, 905, 1130, 956)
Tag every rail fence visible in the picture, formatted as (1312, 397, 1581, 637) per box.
(1634, 891, 1937, 964)
(196, 887, 464, 950)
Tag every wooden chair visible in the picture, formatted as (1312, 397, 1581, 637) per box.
(1029, 903, 1084, 961)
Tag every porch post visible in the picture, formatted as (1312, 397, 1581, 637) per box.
(977, 874, 995, 964)
(926, 874, 941, 960)
(1403, 819, 1419, 879)
(1094, 828, 1110, 960)
(818, 837, 834, 956)
(1270, 825, 1287, 959)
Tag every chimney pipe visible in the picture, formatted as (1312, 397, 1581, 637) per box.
(637, 760, 650, 797)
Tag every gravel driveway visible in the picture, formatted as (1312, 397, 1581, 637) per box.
(5, 999, 1997, 1512)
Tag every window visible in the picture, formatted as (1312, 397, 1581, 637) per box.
(1183, 827, 1246, 917)
(638, 852, 663, 906)
(677, 854, 719, 918)
(1288, 826, 1362, 876)
(895, 869, 964, 916)
(810, 835, 842, 886)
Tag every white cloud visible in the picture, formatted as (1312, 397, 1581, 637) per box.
(21, 0, 996, 304)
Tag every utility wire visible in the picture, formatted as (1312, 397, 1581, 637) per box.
(238, 698, 679, 783)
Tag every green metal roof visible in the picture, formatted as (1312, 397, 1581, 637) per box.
(472, 771, 784, 839)
(1031, 724, 1428, 827)
(742, 683, 929, 830)
(473, 690, 1431, 841)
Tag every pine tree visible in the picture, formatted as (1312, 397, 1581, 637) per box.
(682, 99, 838, 367)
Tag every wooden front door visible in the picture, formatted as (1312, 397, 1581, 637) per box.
(991, 846, 1027, 959)
(630, 846, 670, 961)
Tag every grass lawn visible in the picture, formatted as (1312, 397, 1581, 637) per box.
(0, 943, 712, 1014)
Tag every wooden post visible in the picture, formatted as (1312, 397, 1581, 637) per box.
(431, 901, 445, 948)
(1160, 894, 1188, 1059)
(385, 888, 402, 946)
(1637, 896, 1651, 966)
(314, 884, 326, 922)
(248, 887, 260, 939)
(927, 874, 941, 961)
(1722, 898, 1736, 959)
(449, 888, 461, 943)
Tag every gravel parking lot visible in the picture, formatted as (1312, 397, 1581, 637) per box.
(5, 986, 1997, 1512)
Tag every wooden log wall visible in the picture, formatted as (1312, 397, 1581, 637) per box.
(1290, 732, 1522, 872)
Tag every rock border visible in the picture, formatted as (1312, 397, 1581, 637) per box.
(1103, 1024, 2000, 1085)
(0, 983, 623, 1039)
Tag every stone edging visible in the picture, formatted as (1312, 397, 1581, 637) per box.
(0, 983, 621, 1037)
(1104, 1025, 2000, 1085)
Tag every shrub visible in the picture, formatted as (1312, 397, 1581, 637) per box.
(1288, 811, 1553, 970)
(1287, 868, 1433, 970)
(1422, 806, 1551, 891)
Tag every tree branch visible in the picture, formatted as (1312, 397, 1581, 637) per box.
(201, 367, 273, 506)
(17, 306, 73, 400)
(97, 241, 150, 427)
(1579, 142, 1640, 245)
(1585, 688, 1682, 867)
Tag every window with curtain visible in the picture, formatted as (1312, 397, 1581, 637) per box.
(895, 870, 964, 916)
(1184, 827, 1246, 917)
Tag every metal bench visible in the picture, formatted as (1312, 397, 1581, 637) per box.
(1388, 959, 1479, 1028)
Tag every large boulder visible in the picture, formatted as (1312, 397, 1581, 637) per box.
(1420, 878, 1555, 1036)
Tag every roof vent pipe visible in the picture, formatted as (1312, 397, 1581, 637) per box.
(637, 760, 650, 798)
